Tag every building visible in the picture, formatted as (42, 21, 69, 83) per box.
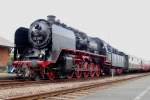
(0, 37, 13, 72)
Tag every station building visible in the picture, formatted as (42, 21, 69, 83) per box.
(0, 37, 13, 72)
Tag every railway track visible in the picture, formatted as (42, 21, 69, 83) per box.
(0, 80, 42, 87)
(0, 78, 102, 91)
(0, 74, 112, 89)
(0, 74, 133, 89)
(7, 72, 150, 100)
(0, 77, 100, 89)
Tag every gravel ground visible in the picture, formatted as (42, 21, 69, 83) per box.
(0, 74, 146, 99)
(0, 73, 16, 80)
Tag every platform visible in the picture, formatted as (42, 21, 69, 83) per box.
(77, 75, 150, 100)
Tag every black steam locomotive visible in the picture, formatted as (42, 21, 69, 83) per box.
(13, 15, 150, 80)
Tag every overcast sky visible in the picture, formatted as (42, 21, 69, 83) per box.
(0, 0, 150, 59)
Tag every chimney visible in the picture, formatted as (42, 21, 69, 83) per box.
(47, 15, 56, 23)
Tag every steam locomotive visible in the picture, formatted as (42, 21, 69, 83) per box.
(13, 15, 150, 80)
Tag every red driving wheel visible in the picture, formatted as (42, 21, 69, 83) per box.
(119, 68, 123, 75)
(90, 63, 95, 78)
(75, 63, 82, 79)
(95, 64, 100, 77)
(83, 62, 89, 78)
(47, 71, 55, 80)
(67, 71, 74, 79)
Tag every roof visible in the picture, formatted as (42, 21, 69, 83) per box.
(0, 37, 14, 47)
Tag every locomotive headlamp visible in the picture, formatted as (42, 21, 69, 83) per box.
(39, 50, 45, 59)
(39, 54, 43, 59)
(17, 54, 20, 59)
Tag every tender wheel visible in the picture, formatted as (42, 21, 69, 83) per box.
(117, 68, 123, 75)
(90, 63, 95, 78)
(83, 62, 89, 78)
(95, 64, 100, 77)
(75, 63, 82, 79)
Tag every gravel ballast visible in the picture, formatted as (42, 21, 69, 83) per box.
(0, 74, 148, 99)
